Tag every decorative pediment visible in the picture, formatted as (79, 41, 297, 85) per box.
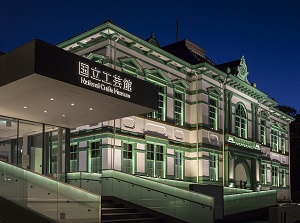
(237, 56, 249, 83)
(172, 79, 189, 92)
(260, 110, 269, 119)
(119, 57, 142, 75)
(207, 87, 222, 99)
(271, 122, 288, 133)
(144, 69, 171, 84)
(271, 123, 281, 130)
(86, 53, 106, 64)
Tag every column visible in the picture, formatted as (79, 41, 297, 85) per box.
(57, 128, 63, 176)
(22, 135, 29, 169)
(251, 103, 259, 141)
(251, 158, 257, 190)
(225, 90, 233, 134)
(64, 128, 71, 183)
(224, 149, 229, 187)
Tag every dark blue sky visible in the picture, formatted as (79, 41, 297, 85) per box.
(1, 0, 300, 112)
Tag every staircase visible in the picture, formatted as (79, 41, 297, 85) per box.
(101, 197, 162, 223)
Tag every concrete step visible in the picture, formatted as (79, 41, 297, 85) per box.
(102, 207, 137, 214)
(102, 212, 151, 221)
(101, 198, 161, 223)
(101, 217, 161, 223)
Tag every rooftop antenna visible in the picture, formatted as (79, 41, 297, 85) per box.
(176, 17, 179, 42)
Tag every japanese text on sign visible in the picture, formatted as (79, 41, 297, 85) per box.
(79, 61, 132, 98)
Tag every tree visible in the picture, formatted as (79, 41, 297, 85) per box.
(275, 105, 298, 118)
(276, 105, 300, 202)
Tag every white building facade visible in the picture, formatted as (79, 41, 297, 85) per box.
(57, 21, 292, 201)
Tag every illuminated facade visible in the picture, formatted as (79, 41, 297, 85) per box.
(56, 21, 292, 201)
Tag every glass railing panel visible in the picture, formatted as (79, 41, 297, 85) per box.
(0, 161, 101, 223)
(0, 162, 26, 205)
(25, 170, 59, 220)
(101, 175, 113, 196)
(66, 170, 214, 222)
(79, 172, 102, 195)
(174, 198, 212, 223)
(141, 176, 190, 190)
(57, 182, 100, 222)
(224, 190, 277, 215)
(141, 186, 175, 216)
(112, 177, 142, 205)
(100, 170, 214, 223)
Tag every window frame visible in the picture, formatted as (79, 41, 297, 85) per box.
(209, 154, 218, 181)
(70, 144, 78, 160)
(147, 83, 166, 121)
(123, 143, 133, 160)
(174, 90, 184, 126)
(261, 119, 267, 145)
(209, 97, 218, 130)
(261, 163, 267, 185)
(271, 128, 279, 152)
(175, 151, 183, 179)
(272, 166, 279, 187)
(282, 169, 287, 187)
(90, 140, 101, 158)
(145, 69, 169, 122)
(235, 104, 247, 139)
(281, 137, 286, 154)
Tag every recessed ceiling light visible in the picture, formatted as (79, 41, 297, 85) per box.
(62, 115, 65, 117)
(44, 110, 47, 113)
(71, 103, 74, 106)
(24, 106, 27, 109)
(50, 98, 54, 101)
(90, 108, 93, 111)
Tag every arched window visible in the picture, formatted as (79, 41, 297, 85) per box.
(235, 104, 247, 138)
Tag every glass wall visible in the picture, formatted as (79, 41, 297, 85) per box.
(0, 116, 65, 178)
(0, 117, 18, 164)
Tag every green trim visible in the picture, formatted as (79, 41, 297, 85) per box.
(172, 79, 189, 92)
(207, 87, 222, 99)
(57, 21, 192, 69)
(144, 69, 171, 84)
(86, 53, 106, 63)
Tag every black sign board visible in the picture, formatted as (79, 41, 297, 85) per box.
(0, 40, 158, 111)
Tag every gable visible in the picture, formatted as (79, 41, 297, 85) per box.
(86, 53, 106, 64)
(172, 79, 189, 92)
(144, 69, 171, 84)
(207, 87, 222, 98)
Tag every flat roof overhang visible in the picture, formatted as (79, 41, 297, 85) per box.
(0, 40, 158, 128)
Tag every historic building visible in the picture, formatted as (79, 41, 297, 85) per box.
(0, 21, 292, 206)
(52, 21, 293, 201)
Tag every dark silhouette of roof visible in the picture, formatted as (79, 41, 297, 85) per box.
(162, 39, 215, 66)
(216, 59, 240, 74)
